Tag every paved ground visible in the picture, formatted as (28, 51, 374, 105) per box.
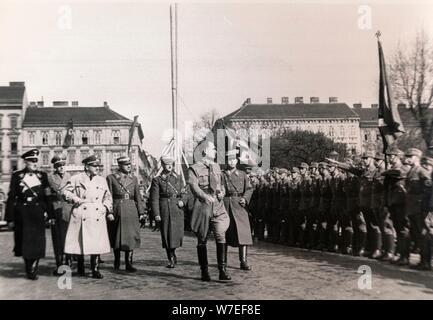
(0, 228, 433, 300)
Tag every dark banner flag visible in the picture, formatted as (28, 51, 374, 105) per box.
(127, 115, 139, 155)
(62, 118, 74, 149)
(377, 35, 405, 152)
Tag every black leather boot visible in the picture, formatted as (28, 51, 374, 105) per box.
(412, 236, 432, 270)
(239, 246, 251, 270)
(77, 255, 86, 276)
(217, 243, 231, 281)
(114, 249, 121, 270)
(380, 234, 395, 261)
(53, 254, 64, 275)
(65, 254, 73, 268)
(166, 248, 175, 268)
(353, 232, 366, 257)
(371, 231, 383, 259)
(341, 229, 353, 255)
(90, 254, 103, 279)
(25, 259, 39, 280)
(396, 238, 410, 266)
(197, 245, 211, 281)
(125, 251, 137, 272)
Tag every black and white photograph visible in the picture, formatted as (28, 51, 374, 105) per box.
(1, 0, 433, 304)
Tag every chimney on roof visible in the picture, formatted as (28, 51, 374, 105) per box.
(9, 82, 25, 87)
(71, 101, 79, 106)
(353, 103, 362, 109)
(329, 97, 338, 103)
(103, 101, 109, 107)
(310, 97, 319, 103)
(37, 101, 44, 107)
(281, 97, 289, 104)
(371, 103, 378, 108)
(53, 101, 69, 106)
(266, 97, 273, 104)
(244, 98, 251, 105)
(29, 101, 37, 108)
(294, 97, 303, 104)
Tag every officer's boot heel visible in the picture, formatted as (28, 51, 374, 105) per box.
(125, 251, 137, 272)
(91, 255, 103, 279)
(197, 245, 211, 281)
(239, 246, 251, 270)
(217, 243, 231, 281)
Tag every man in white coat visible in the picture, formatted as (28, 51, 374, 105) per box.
(63, 155, 113, 279)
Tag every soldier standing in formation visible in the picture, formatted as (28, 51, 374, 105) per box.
(222, 149, 254, 270)
(63, 155, 113, 279)
(150, 156, 186, 268)
(47, 155, 73, 275)
(107, 156, 145, 272)
(5, 149, 53, 280)
(188, 140, 231, 282)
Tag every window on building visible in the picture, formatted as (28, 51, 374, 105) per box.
(29, 132, 35, 145)
(42, 152, 49, 166)
(94, 131, 102, 145)
(68, 150, 76, 165)
(329, 126, 335, 137)
(112, 152, 120, 165)
(112, 130, 120, 145)
(11, 160, 18, 172)
(10, 138, 17, 155)
(131, 153, 136, 165)
(364, 134, 368, 141)
(81, 151, 89, 162)
(55, 132, 62, 145)
(42, 131, 49, 145)
(339, 126, 345, 137)
(81, 131, 89, 145)
(10, 116, 18, 129)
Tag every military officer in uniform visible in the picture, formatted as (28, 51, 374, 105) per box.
(150, 156, 186, 268)
(5, 149, 53, 280)
(222, 150, 254, 270)
(63, 155, 113, 279)
(47, 154, 73, 275)
(107, 156, 145, 272)
(188, 140, 231, 281)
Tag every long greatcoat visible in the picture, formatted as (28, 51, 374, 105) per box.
(47, 171, 73, 256)
(63, 172, 112, 255)
(5, 169, 52, 259)
(150, 172, 185, 249)
(106, 171, 144, 251)
(222, 169, 253, 247)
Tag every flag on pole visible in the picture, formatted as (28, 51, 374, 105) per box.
(127, 115, 139, 155)
(62, 118, 74, 149)
(377, 34, 405, 152)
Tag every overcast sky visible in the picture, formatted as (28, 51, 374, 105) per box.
(1, 1, 432, 155)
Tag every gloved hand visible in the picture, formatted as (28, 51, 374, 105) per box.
(48, 219, 56, 226)
(107, 214, 115, 222)
(239, 197, 246, 207)
(177, 200, 184, 208)
(155, 215, 162, 222)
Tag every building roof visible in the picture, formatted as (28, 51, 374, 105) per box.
(354, 106, 430, 128)
(222, 103, 359, 122)
(23, 106, 130, 126)
(0, 86, 25, 104)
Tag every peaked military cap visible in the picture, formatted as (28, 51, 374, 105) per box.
(51, 154, 66, 167)
(161, 155, 175, 165)
(328, 151, 339, 159)
(310, 162, 318, 168)
(374, 152, 385, 160)
(405, 148, 423, 158)
(226, 149, 238, 159)
(299, 162, 309, 169)
(82, 155, 99, 166)
(361, 150, 375, 159)
(318, 162, 328, 169)
(386, 146, 404, 157)
(117, 155, 131, 165)
(291, 167, 300, 173)
(21, 149, 39, 161)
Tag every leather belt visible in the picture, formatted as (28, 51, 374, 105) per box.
(226, 192, 242, 197)
(160, 195, 182, 199)
(18, 196, 38, 202)
(114, 194, 131, 200)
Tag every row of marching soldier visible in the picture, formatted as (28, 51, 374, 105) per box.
(247, 146, 433, 271)
(5, 143, 254, 282)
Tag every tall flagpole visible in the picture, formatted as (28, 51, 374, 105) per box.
(170, 3, 180, 174)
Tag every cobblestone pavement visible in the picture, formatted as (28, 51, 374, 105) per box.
(0, 228, 433, 300)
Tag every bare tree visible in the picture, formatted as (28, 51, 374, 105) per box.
(389, 30, 433, 146)
(193, 108, 220, 131)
